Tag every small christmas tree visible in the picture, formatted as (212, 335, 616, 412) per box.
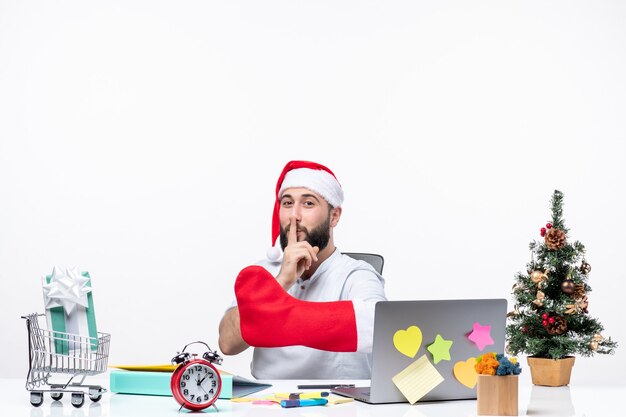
(506, 190, 617, 359)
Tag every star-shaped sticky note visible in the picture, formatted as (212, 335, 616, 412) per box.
(427, 334, 453, 364)
(467, 322, 494, 351)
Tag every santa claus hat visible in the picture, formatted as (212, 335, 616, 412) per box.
(266, 160, 344, 261)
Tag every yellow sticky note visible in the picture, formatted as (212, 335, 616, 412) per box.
(326, 395, 354, 405)
(393, 326, 423, 358)
(230, 397, 262, 403)
(230, 396, 279, 403)
(109, 364, 178, 372)
(392, 354, 444, 404)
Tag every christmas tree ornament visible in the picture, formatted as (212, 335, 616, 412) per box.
(530, 270, 548, 288)
(580, 260, 591, 275)
(561, 279, 575, 295)
(546, 223, 552, 229)
(544, 228, 567, 250)
(580, 296, 589, 313)
(541, 313, 548, 320)
(506, 305, 520, 318)
(545, 316, 567, 335)
(573, 284, 586, 300)
(565, 296, 589, 314)
(532, 290, 545, 307)
(590, 333, 604, 351)
(540, 227, 547, 237)
(564, 304, 577, 315)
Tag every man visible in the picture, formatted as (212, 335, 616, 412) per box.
(218, 160, 386, 379)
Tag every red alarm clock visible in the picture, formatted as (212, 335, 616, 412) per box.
(171, 341, 223, 411)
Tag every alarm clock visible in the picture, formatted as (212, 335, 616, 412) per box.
(171, 341, 223, 411)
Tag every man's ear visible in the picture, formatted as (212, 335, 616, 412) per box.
(330, 207, 342, 227)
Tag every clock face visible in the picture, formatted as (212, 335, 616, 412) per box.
(177, 362, 220, 407)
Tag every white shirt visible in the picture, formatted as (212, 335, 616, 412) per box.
(229, 249, 386, 379)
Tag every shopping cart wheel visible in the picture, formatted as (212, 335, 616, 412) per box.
(88, 386, 103, 402)
(50, 392, 64, 401)
(30, 391, 44, 407)
(71, 392, 85, 408)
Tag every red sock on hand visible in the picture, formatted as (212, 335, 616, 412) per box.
(235, 265, 357, 352)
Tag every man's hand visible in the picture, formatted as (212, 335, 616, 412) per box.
(276, 217, 319, 290)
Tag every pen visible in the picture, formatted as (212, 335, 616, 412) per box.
(297, 384, 355, 389)
(274, 392, 329, 399)
(280, 398, 328, 408)
(290, 391, 329, 399)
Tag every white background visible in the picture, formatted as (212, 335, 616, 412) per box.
(1, 0, 624, 383)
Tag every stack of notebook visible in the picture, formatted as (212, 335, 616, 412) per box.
(109, 365, 271, 399)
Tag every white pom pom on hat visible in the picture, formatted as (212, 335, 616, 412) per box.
(266, 245, 282, 262)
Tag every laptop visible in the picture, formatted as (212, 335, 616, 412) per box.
(332, 299, 507, 404)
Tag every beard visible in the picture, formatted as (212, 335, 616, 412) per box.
(280, 215, 331, 252)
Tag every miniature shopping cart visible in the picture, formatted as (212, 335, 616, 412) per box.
(22, 313, 111, 408)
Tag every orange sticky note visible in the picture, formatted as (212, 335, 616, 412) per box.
(453, 357, 478, 388)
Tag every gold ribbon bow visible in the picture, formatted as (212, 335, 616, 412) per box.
(507, 304, 521, 318)
(565, 296, 588, 314)
(573, 284, 586, 300)
(590, 333, 604, 350)
(530, 270, 548, 289)
(532, 290, 545, 307)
